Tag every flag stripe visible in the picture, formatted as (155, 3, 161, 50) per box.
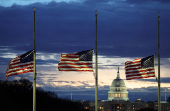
(6, 66, 34, 75)
(125, 55, 155, 80)
(59, 70, 93, 71)
(10, 59, 20, 63)
(126, 75, 155, 80)
(61, 54, 79, 56)
(58, 66, 92, 68)
(125, 58, 141, 64)
(6, 69, 34, 77)
(126, 67, 154, 72)
(9, 62, 33, 68)
(125, 61, 141, 65)
(6, 64, 33, 73)
(61, 57, 79, 60)
(10, 56, 20, 61)
(126, 72, 155, 77)
(125, 67, 141, 71)
(125, 63, 141, 68)
(58, 63, 92, 65)
(58, 49, 94, 72)
(59, 61, 92, 63)
(61, 56, 79, 58)
(60, 59, 79, 62)
(59, 63, 92, 66)
(6, 50, 34, 79)
(59, 68, 93, 71)
(126, 68, 154, 74)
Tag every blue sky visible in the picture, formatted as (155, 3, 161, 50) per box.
(0, 0, 170, 102)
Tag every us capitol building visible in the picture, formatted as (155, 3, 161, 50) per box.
(108, 68, 129, 101)
(82, 68, 170, 111)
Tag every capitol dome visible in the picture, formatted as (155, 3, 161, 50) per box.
(108, 68, 129, 101)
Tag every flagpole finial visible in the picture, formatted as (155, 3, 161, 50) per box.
(95, 10, 97, 17)
(33, 7, 36, 14)
(118, 67, 119, 73)
(158, 12, 160, 15)
(116, 67, 120, 79)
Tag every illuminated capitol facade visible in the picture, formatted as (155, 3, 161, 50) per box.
(82, 68, 170, 111)
(108, 68, 129, 101)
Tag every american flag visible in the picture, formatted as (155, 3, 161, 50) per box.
(58, 49, 94, 71)
(6, 50, 34, 79)
(125, 55, 155, 80)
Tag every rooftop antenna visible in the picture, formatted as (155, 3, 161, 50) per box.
(71, 92, 72, 101)
(117, 67, 120, 79)
(165, 92, 166, 101)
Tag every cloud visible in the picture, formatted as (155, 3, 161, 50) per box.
(42, 83, 170, 101)
(125, 0, 170, 4)
(136, 77, 170, 83)
(0, 0, 75, 7)
(1, 1, 170, 57)
(1, 0, 170, 102)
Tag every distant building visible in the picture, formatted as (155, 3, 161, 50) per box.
(83, 100, 170, 111)
(82, 68, 170, 111)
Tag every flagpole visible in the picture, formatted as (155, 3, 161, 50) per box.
(158, 12, 161, 111)
(33, 7, 36, 111)
(95, 10, 98, 111)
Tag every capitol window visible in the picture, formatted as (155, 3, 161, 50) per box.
(115, 93, 120, 97)
(84, 107, 89, 109)
(121, 94, 123, 97)
(100, 107, 104, 109)
(109, 94, 113, 97)
(124, 94, 127, 97)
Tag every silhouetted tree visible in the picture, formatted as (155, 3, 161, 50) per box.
(168, 96, 170, 102)
(0, 78, 84, 111)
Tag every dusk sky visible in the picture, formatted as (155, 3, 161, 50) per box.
(0, 0, 170, 102)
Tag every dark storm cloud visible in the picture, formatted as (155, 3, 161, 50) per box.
(45, 84, 94, 91)
(135, 77, 170, 83)
(0, 0, 170, 80)
(0, 73, 6, 80)
(0, 0, 170, 59)
(125, 0, 170, 4)
(38, 73, 58, 76)
(0, 57, 10, 65)
(36, 59, 60, 65)
(98, 65, 123, 70)
(83, 0, 112, 5)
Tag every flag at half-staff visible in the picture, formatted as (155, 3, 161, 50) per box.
(6, 50, 34, 79)
(125, 55, 155, 80)
(58, 49, 94, 71)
